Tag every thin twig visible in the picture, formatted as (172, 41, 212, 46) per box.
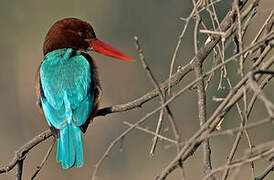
(163, 116, 273, 150)
(200, 117, 273, 141)
(168, 0, 201, 93)
(134, 36, 181, 156)
(0, 129, 52, 174)
(200, 29, 226, 36)
(204, 147, 274, 180)
(255, 161, 274, 180)
(243, 9, 274, 59)
(193, 13, 213, 177)
(249, 70, 274, 117)
(221, 2, 252, 179)
(31, 137, 56, 180)
(150, 107, 166, 155)
(123, 121, 177, 144)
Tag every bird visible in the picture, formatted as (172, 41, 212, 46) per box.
(36, 17, 133, 169)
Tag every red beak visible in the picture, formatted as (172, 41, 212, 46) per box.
(89, 39, 133, 61)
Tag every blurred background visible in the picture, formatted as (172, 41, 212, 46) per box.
(0, 0, 274, 179)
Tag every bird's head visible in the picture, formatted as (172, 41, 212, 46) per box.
(43, 18, 133, 61)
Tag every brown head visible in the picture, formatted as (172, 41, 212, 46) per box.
(43, 17, 133, 61)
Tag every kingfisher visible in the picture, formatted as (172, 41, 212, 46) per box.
(36, 18, 133, 169)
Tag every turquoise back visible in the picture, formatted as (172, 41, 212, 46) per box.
(40, 48, 94, 129)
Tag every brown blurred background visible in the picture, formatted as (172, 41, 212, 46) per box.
(0, 0, 274, 180)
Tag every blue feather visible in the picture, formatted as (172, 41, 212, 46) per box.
(40, 48, 94, 168)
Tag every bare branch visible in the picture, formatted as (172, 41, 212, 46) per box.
(0, 129, 52, 174)
(31, 138, 56, 180)
(204, 147, 274, 180)
(134, 36, 181, 156)
(255, 161, 274, 180)
(16, 160, 23, 180)
(123, 121, 177, 144)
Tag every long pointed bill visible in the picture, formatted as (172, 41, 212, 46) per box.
(89, 39, 133, 61)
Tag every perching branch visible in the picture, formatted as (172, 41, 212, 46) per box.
(0, 129, 52, 174)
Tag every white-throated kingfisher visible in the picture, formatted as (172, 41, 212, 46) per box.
(36, 18, 133, 169)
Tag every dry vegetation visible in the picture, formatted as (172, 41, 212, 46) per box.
(1, 0, 274, 179)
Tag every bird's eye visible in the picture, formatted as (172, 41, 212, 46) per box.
(79, 31, 87, 39)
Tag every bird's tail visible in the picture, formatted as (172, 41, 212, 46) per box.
(56, 122, 83, 169)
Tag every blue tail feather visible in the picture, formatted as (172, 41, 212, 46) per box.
(56, 123, 83, 169)
(56, 137, 61, 162)
(71, 124, 83, 167)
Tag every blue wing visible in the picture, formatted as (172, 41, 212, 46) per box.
(40, 49, 94, 129)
